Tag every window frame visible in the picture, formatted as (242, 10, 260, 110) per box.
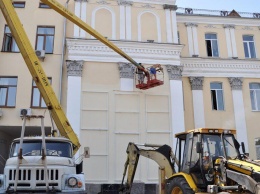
(210, 82, 224, 111)
(39, 3, 50, 9)
(205, 33, 219, 57)
(31, 77, 52, 108)
(12, 1, 26, 8)
(2, 25, 19, 53)
(35, 26, 55, 54)
(0, 77, 18, 108)
(249, 82, 260, 111)
(243, 35, 256, 59)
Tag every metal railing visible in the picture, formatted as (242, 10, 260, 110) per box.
(177, 7, 260, 19)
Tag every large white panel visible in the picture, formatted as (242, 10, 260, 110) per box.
(146, 133, 171, 145)
(146, 95, 169, 112)
(115, 113, 139, 133)
(81, 130, 108, 155)
(114, 135, 140, 181)
(146, 113, 170, 132)
(115, 94, 139, 112)
(81, 110, 108, 129)
(82, 92, 108, 110)
(83, 156, 108, 182)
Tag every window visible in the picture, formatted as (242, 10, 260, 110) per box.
(0, 77, 17, 107)
(39, 3, 50, 8)
(36, 26, 55, 54)
(205, 33, 219, 57)
(243, 35, 256, 58)
(31, 78, 52, 108)
(210, 82, 224, 110)
(2, 25, 19, 52)
(249, 83, 260, 111)
(12, 1, 25, 8)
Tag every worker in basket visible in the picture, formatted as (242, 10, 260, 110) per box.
(149, 64, 163, 80)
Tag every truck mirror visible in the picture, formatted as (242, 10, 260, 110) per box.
(196, 142, 202, 153)
(241, 142, 246, 153)
(84, 147, 90, 158)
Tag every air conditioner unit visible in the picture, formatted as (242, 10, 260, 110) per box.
(35, 50, 45, 58)
(20, 108, 32, 117)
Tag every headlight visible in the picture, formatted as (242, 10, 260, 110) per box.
(68, 177, 77, 187)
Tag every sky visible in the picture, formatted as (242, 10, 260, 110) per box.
(176, 0, 260, 13)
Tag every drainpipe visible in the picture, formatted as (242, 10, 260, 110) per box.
(59, 0, 70, 102)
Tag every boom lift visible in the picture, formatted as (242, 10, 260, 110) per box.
(120, 128, 260, 194)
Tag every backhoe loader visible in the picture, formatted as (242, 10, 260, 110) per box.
(119, 128, 260, 194)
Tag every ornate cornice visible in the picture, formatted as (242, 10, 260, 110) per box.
(163, 4, 177, 10)
(74, 0, 88, 2)
(204, 24, 216, 28)
(117, 0, 133, 6)
(66, 39, 183, 65)
(189, 77, 204, 90)
(228, 77, 243, 90)
(96, 0, 110, 4)
(131, 0, 175, 5)
(185, 22, 198, 27)
(66, 60, 84, 77)
(118, 63, 135, 78)
(166, 65, 183, 80)
(223, 24, 235, 29)
(242, 26, 253, 30)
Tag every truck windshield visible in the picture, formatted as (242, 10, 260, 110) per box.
(10, 141, 72, 158)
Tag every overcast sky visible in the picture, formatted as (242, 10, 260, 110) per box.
(176, 0, 260, 13)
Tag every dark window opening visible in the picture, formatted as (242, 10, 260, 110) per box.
(39, 3, 50, 8)
(13, 1, 26, 8)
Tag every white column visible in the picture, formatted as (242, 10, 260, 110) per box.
(165, 9, 173, 43)
(189, 77, 205, 128)
(228, 78, 249, 152)
(185, 23, 194, 57)
(119, 4, 126, 39)
(79, 0, 87, 38)
(192, 26, 199, 56)
(66, 60, 84, 156)
(224, 26, 232, 58)
(118, 63, 135, 91)
(171, 10, 178, 44)
(230, 27, 238, 58)
(125, 2, 132, 40)
(166, 65, 185, 150)
(74, 0, 81, 37)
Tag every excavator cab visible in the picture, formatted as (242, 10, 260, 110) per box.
(135, 64, 164, 90)
(174, 129, 243, 191)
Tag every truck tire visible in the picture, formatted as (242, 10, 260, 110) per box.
(168, 177, 194, 194)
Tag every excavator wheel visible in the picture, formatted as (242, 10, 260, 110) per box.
(168, 177, 194, 194)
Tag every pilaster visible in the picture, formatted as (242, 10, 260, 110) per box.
(66, 60, 84, 156)
(185, 23, 199, 57)
(166, 65, 185, 154)
(228, 77, 249, 152)
(118, 62, 135, 91)
(163, 5, 178, 43)
(223, 24, 237, 58)
(189, 77, 205, 128)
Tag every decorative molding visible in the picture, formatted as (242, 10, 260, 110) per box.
(141, 4, 155, 8)
(189, 77, 204, 90)
(96, 0, 110, 4)
(166, 65, 183, 80)
(118, 0, 133, 6)
(66, 60, 84, 77)
(66, 39, 183, 65)
(74, 0, 88, 2)
(204, 24, 216, 28)
(242, 26, 253, 30)
(228, 77, 243, 90)
(131, 0, 175, 5)
(181, 58, 260, 78)
(185, 22, 198, 27)
(223, 24, 235, 29)
(118, 63, 135, 78)
(163, 4, 177, 10)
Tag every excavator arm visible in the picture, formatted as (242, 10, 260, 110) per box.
(119, 142, 177, 194)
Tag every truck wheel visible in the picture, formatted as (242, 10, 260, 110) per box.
(168, 177, 194, 194)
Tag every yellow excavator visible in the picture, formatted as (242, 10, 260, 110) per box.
(120, 128, 260, 194)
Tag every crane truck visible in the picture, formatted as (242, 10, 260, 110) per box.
(0, 0, 162, 193)
(120, 128, 260, 194)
